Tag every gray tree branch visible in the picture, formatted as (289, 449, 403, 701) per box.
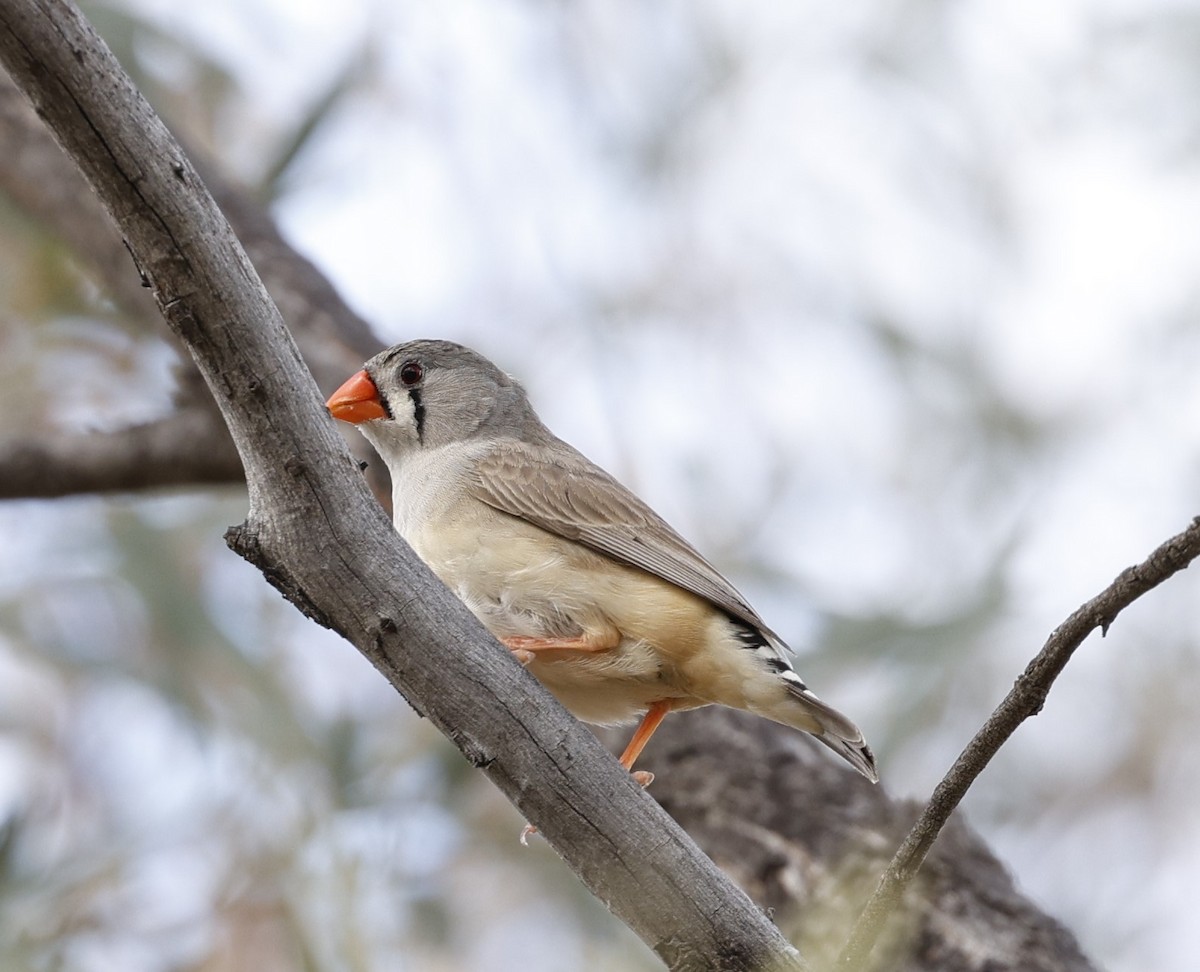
(0, 2, 804, 969)
(0, 399, 241, 497)
(836, 516, 1200, 970)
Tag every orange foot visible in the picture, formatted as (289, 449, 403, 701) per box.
(501, 628, 621, 666)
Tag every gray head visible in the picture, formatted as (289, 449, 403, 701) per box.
(327, 340, 552, 463)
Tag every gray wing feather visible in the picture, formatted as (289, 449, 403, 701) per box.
(470, 440, 783, 641)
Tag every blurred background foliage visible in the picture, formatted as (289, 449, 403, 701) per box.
(2, 1, 1199, 970)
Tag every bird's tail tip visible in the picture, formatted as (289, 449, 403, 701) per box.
(814, 728, 878, 783)
(788, 684, 879, 783)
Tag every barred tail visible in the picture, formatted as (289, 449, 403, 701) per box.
(727, 619, 878, 782)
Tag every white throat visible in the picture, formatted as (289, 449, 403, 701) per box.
(384, 441, 492, 541)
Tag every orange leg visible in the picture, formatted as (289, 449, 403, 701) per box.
(501, 628, 620, 665)
(618, 699, 674, 787)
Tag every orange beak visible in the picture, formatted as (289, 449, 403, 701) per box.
(326, 370, 388, 424)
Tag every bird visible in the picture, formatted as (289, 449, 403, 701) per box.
(326, 339, 876, 785)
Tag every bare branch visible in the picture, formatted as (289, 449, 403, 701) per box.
(0, 2, 805, 968)
(0, 400, 241, 497)
(836, 516, 1200, 970)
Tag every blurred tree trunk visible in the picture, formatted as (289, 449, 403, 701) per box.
(641, 710, 1095, 972)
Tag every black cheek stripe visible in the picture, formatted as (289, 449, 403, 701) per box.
(368, 371, 394, 420)
(410, 388, 425, 441)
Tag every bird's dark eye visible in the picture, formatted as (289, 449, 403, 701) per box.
(399, 360, 423, 387)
